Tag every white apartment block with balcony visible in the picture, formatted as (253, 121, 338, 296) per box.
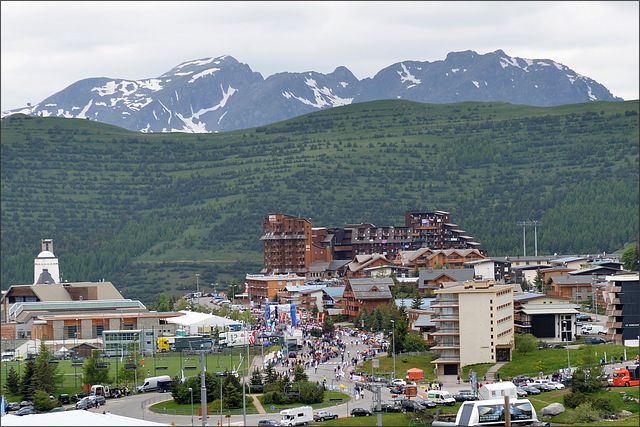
(431, 279, 514, 376)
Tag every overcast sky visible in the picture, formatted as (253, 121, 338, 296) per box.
(1, 1, 638, 110)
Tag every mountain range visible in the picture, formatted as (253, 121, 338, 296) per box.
(1, 49, 622, 133)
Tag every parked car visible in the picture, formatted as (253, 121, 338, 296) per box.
(71, 393, 88, 403)
(521, 386, 541, 395)
(94, 395, 106, 406)
(512, 375, 531, 386)
(585, 337, 607, 345)
(15, 406, 37, 416)
(351, 407, 373, 417)
(390, 378, 407, 387)
(413, 397, 437, 409)
(376, 402, 403, 413)
(546, 381, 565, 390)
(401, 399, 426, 412)
(75, 396, 95, 410)
(257, 420, 281, 426)
(516, 387, 529, 397)
(453, 389, 477, 402)
(576, 314, 593, 322)
(58, 394, 70, 405)
(48, 406, 66, 413)
(389, 385, 405, 395)
(6, 402, 21, 412)
(530, 383, 554, 392)
(313, 410, 338, 421)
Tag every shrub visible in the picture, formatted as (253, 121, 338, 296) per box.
(262, 390, 289, 405)
(564, 391, 588, 409)
(33, 390, 55, 412)
(590, 397, 614, 414)
(574, 402, 601, 423)
(298, 381, 324, 404)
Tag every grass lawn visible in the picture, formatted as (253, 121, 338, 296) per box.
(461, 363, 493, 382)
(524, 386, 639, 426)
(359, 353, 436, 382)
(0, 346, 277, 398)
(150, 397, 258, 416)
(497, 344, 637, 378)
(317, 412, 416, 426)
(261, 390, 351, 413)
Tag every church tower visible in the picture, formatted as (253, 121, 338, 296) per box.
(34, 239, 60, 284)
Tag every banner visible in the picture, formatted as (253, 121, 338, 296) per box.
(321, 312, 325, 323)
(265, 303, 270, 320)
(290, 304, 297, 328)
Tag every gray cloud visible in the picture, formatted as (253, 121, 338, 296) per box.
(1, 1, 638, 110)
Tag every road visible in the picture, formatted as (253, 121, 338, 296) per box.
(90, 338, 395, 425)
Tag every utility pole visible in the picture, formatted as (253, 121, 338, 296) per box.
(390, 319, 396, 381)
(200, 351, 207, 427)
(517, 220, 541, 257)
(196, 273, 200, 295)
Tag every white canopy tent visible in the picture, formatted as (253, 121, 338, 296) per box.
(1, 411, 168, 426)
(166, 310, 241, 335)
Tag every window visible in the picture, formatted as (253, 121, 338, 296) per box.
(96, 325, 104, 336)
(67, 325, 78, 338)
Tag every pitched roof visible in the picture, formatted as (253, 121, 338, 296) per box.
(413, 314, 435, 328)
(348, 277, 395, 287)
(348, 254, 391, 272)
(552, 276, 593, 285)
(418, 268, 474, 288)
(350, 283, 393, 300)
(323, 286, 345, 300)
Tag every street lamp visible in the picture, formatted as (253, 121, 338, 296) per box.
(196, 274, 200, 295)
(188, 387, 194, 427)
(390, 319, 396, 381)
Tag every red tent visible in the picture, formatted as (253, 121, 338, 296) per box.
(407, 368, 424, 381)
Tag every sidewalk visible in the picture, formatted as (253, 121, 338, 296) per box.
(485, 362, 507, 381)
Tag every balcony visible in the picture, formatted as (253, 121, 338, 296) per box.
(431, 301, 459, 308)
(606, 309, 623, 317)
(606, 321, 622, 329)
(609, 285, 622, 293)
(432, 316, 460, 322)
(432, 329, 459, 336)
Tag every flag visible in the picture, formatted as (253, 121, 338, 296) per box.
(181, 369, 185, 383)
(249, 330, 256, 345)
(307, 311, 310, 321)
(316, 311, 320, 323)
(290, 304, 297, 328)
(321, 313, 325, 323)
(1, 394, 5, 417)
(265, 303, 271, 320)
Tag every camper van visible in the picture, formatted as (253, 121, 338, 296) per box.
(477, 381, 518, 401)
(138, 375, 172, 393)
(280, 406, 313, 426)
(432, 398, 541, 426)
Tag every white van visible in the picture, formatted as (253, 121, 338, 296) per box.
(280, 406, 313, 426)
(91, 384, 110, 396)
(427, 390, 456, 406)
(581, 324, 607, 335)
(138, 375, 172, 392)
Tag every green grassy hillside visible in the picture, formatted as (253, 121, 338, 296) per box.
(1, 100, 638, 303)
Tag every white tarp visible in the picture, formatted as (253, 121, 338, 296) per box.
(1, 411, 168, 426)
(166, 310, 240, 334)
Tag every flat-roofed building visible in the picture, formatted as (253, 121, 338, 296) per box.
(245, 273, 305, 304)
(513, 292, 579, 341)
(431, 279, 514, 376)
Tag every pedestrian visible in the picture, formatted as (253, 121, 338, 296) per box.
(457, 375, 461, 384)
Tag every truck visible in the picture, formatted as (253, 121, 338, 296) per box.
(173, 336, 213, 352)
(612, 364, 640, 387)
(432, 398, 542, 426)
(138, 375, 172, 393)
(157, 336, 175, 353)
(90, 384, 110, 397)
(218, 329, 255, 348)
(279, 406, 313, 426)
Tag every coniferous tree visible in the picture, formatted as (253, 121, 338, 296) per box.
(33, 342, 62, 395)
(411, 291, 422, 309)
(293, 364, 308, 383)
(20, 359, 36, 400)
(6, 366, 20, 394)
(83, 349, 111, 386)
(249, 368, 264, 393)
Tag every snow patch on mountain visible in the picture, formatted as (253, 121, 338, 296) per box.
(188, 68, 221, 83)
(472, 81, 480, 88)
(77, 99, 93, 119)
(138, 79, 163, 91)
(397, 63, 421, 86)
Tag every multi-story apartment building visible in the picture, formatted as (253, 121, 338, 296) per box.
(261, 214, 333, 275)
(405, 210, 481, 251)
(603, 273, 640, 345)
(431, 279, 514, 376)
(262, 210, 484, 271)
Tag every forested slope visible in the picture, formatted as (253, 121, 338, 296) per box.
(1, 100, 638, 303)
